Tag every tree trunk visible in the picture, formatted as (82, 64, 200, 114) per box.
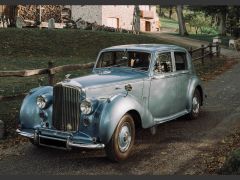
(132, 5, 140, 34)
(176, 5, 188, 36)
(195, 27, 198, 34)
(218, 12, 227, 36)
(159, 6, 162, 16)
(210, 16, 214, 26)
(169, 6, 173, 19)
(214, 14, 219, 26)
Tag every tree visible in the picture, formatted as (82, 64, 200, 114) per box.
(189, 6, 228, 36)
(176, 5, 188, 36)
(156, 5, 175, 19)
(132, 5, 140, 34)
(185, 11, 212, 34)
(169, 6, 173, 19)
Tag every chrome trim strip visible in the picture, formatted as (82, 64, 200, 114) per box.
(16, 129, 105, 149)
(39, 135, 66, 142)
(16, 129, 34, 139)
(68, 142, 105, 149)
(39, 143, 68, 151)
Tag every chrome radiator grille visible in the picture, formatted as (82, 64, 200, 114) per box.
(52, 84, 81, 131)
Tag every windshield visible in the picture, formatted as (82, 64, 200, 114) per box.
(96, 51, 151, 71)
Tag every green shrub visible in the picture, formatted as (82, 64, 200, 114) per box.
(219, 149, 240, 175)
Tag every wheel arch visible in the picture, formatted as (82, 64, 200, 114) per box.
(98, 94, 154, 144)
(187, 77, 204, 111)
(127, 110, 142, 130)
(196, 85, 203, 106)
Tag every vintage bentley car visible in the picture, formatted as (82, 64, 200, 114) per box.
(17, 44, 204, 162)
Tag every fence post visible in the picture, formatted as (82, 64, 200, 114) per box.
(189, 47, 193, 58)
(0, 120, 4, 139)
(209, 43, 213, 60)
(216, 42, 220, 57)
(201, 44, 204, 64)
(48, 61, 54, 86)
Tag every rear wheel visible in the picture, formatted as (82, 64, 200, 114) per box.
(188, 89, 201, 120)
(105, 113, 135, 162)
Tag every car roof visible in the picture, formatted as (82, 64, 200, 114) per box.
(102, 44, 187, 52)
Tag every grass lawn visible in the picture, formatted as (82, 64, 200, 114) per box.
(160, 17, 178, 29)
(0, 28, 231, 140)
(159, 17, 230, 47)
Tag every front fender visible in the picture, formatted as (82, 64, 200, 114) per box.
(19, 86, 53, 129)
(98, 93, 154, 144)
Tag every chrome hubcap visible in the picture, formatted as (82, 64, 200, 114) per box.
(118, 123, 132, 153)
(192, 96, 200, 114)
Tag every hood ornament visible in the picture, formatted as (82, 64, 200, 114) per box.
(64, 74, 71, 82)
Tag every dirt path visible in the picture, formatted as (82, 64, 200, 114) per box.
(0, 34, 240, 175)
(147, 33, 240, 59)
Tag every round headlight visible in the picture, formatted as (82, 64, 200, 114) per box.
(80, 100, 92, 115)
(36, 96, 47, 109)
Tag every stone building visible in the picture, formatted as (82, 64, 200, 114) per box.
(0, 5, 17, 25)
(66, 5, 160, 32)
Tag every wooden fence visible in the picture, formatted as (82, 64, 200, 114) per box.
(0, 43, 221, 102)
(189, 42, 220, 64)
(0, 62, 95, 101)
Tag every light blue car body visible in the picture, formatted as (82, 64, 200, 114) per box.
(17, 44, 204, 150)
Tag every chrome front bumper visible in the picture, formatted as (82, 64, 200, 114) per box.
(16, 129, 105, 150)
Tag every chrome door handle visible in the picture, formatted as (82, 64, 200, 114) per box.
(165, 74, 176, 78)
(152, 75, 165, 80)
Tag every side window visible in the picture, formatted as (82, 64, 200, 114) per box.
(174, 52, 188, 71)
(154, 52, 173, 74)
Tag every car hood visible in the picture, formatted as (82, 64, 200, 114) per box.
(67, 69, 148, 88)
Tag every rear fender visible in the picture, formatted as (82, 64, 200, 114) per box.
(187, 77, 204, 111)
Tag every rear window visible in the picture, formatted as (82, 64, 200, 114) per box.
(174, 52, 188, 71)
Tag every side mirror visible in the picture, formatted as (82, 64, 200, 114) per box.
(125, 84, 132, 92)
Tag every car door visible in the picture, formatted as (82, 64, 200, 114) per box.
(173, 51, 190, 112)
(148, 51, 179, 120)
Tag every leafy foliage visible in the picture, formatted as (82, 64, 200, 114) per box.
(220, 149, 240, 174)
(185, 11, 213, 34)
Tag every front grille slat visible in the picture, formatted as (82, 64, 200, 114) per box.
(52, 85, 81, 132)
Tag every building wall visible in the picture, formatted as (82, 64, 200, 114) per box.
(102, 5, 135, 30)
(70, 5, 102, 25)
(0, 5, 16, 18)
(139, 5, 160, 32)
(70, 5, 159, 32)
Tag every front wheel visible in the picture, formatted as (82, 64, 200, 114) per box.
(105, 113, 135, 162)
(29, 139, 41, 147)
(188, 89, 201, 120)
